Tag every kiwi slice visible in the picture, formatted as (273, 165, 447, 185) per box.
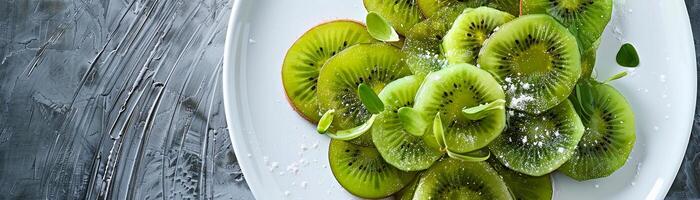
(523, 0, 612, 51)
(443, 7, 515, 65)
(372, 75, 443, 171)
(489, 158, 553, 200)
(403, 3, 468, 75)
(318, 43, 412, 146)
(282, 20, 374, 122)
(364, 0, 424, 36)
(478, 14, 581, 114)
(395, 175, 420, 200)
(413, 63, 506, 153)
(413, 158, 513, 200)
(488, 100, 584, 176)
(487, 0, 521, 16)
(416, 0, 487, 18)
(560, 81, 636, 181)
(329, 140, 416, 198)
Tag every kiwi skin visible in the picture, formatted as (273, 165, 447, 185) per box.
(560, 82, 636, 181)
(282, 19, 373, 123)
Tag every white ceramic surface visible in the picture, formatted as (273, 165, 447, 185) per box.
(222, 0, 697, 199)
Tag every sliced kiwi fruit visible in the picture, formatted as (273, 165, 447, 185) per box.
(443, 7, 515, 65)
(580, 38, 600, 79)
(488, 100, 584, 176)
(413, 63, 506, 153)
(522, 0, 612, 51)
(560, 81, 636, 181)
(364, 0, 424, 36)
(487, 0, 521, 16)
(403, 3, 468, 75)
(488, 158, 553, 200)
(416, 0, 487, 18)
(413, 158, 513, 200)
(395, 175, 420, 200)
(372, 75, 443, 171)
(329, 140, 416, 198)
(318, 43, 412, 146)
(282, 20, 374, 122)
(478, 14, 581, 114)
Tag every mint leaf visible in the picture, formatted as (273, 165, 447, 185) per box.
(616, 43, 639, 67)
(326, 115, 378, 140)
(358, 83, 384, 114)
(605, 71, 628, 83)
(462, 99, 506, 120)
(317, 109, 335, 134)
(366, 12, 400, 42)
(446, 149, 490, 162)
(433, 112, 446, 150)
(398, 107, 429, 136)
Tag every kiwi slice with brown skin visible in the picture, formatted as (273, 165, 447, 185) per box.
(488, 158, 553, 200)
(364, 0, 424, 36)
(329, 140, 416, 198)
(478, 14, 581, 114)
(488, 100, 584, 176)
(416, 0, 487, 18)
(560, 80, 636, 181)
(522, 0, 612, 51)
(443, 6, 515, 65)
(318, 43, 412, 146)
(403, 3, 468, 75)
(282, 20, 374, 123)
(413, 158, 513, 200)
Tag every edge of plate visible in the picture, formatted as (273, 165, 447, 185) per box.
(222, 0, 271, 199)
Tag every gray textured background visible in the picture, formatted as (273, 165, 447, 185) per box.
(0, 0, 697, 199)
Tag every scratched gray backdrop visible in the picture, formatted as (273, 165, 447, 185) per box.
(0, 0, 698, 199)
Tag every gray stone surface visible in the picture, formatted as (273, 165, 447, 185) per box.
(0, 0, 698, 199)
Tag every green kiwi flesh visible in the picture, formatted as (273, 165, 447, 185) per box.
(488, 100, 584, 176)
(413, 63, 506, 153)
(489, 158, 553, 200)
(580, 38, 600, 79)
(443, 6, 515, 65)
(318, 43, 412, 146)
(560, 82, 636, 181)
(329, 140, 416, 198)
(488, 0, 521, 16)
(372, 75, 443, 171)
(282, 20, 374, 122)
(413, 158, 513, 200)
(403, 3, 468, 75)
(364, 0, 424, 36)
(395, 175, 420, 200)
(416, 0, 487, 18)
(523, 0, 612, 51)
(478, 14, 581, 114)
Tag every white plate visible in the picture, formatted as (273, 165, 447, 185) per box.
(222, 0, 697, 199)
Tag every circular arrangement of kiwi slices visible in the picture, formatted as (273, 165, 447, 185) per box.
(413, 158, 513, 200)
(478, 14, 581, 114)
(560, 80, 636, 181)
(523, 0, 612, 51)
(416, 0, 487, 18)
(488, 158, 553, 200)
(363, 0, 424, 36)
(372, 75, 443, 171)
(414, 63, 506, 153)
(328, 139, 416, 198)
(318, 43, 412, 146)
(488, 100, 584, 176)
(282, 20, 374, 123)
(443, 6, 515, 65)
(402, 3, 468, 75)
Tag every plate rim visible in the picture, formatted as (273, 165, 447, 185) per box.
(222, 0, 698, 199)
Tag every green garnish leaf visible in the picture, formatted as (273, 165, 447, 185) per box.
(317, 109, 335, 133)
(398, 107, 429, 136)
(573, 81, 594, 121)
(462, 99, 506, 120)
(358, 83, 384, 114)
(605, 71, 628, 83)
(433, 112, 446, 150)
(616, 43, 640, 67)
(366, 12, 400, 42)
(326, 115, 378, 140)
(446, 149, 490, 162)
